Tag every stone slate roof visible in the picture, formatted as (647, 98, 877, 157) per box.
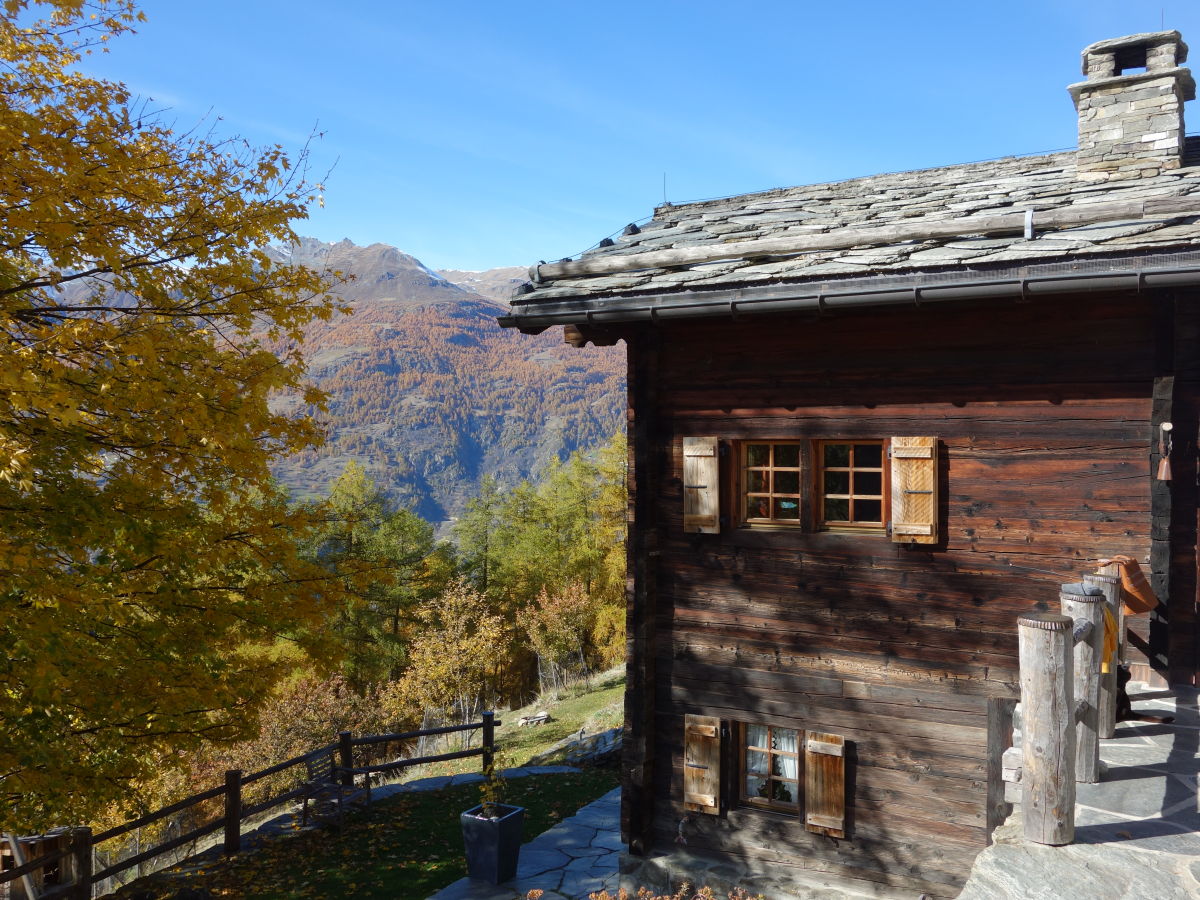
(513, 140, 1200, 306)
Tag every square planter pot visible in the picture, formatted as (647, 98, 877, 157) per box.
(461, 803, 525, 884)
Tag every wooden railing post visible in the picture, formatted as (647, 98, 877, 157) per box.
(986, 696, 1017, 843)
(62, 826, 93, 900)
(1083, 570, 1121, 739)
(223, 770, 242, 855)
(338, 731, 354, 787)
(1061, 582, 1106, 784)
(1018, 612, 1075, 845)
(482, 711, 495, 773)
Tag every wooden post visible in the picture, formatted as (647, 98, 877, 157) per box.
(1061, 583, 1106, 784)
(1150, 372, 1173, 684)
(986, 696, 1017, 843)
(1018, 612, 1075, 845)
(338, 731, 354, 788)
(481, 711, 495, 773)
(1083, 571, 1121, 738)
(66, 826, 92, 900)
(223, 770, 242, 856)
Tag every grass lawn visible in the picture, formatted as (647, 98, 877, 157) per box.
(118, 768, 618, 899)
(414, 668, 625, 778)
(497, 670, 625, 765)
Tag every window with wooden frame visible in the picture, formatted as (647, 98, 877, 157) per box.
(740, 723, 801, 813)
(683, 716, 848, 838)
(684, 435, 938, 544)
(741, 441, 803, 525)
(816, 440, 887, 532)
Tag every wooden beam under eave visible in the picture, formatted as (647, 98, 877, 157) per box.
(563, 324, 620, 348)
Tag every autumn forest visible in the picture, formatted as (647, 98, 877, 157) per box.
(0, 0, 628, 850)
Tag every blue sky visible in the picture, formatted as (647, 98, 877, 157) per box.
(84, 1, 1200, 271)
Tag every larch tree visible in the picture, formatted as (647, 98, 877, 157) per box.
(305, 461, 441, 692)
(0, 1, 346, 831)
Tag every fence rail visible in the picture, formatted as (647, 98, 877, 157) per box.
(1, 712, 499, 899)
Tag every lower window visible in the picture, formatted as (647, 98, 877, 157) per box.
(740, 723, 801, 813)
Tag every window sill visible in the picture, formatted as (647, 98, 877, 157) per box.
(736, 522, 804, 532)
(819, 525, 887, 537)
(728, 527, 889, 550)
(729, 804, 801, 824)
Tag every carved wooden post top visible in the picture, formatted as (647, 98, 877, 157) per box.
(1018, 612, 1072, 631)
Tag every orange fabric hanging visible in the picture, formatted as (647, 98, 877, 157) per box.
(1097, 556, 1158, 614)
(1100, 605, 1118, 674)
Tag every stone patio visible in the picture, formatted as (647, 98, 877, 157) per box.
(960, 683, 1200, 899)
(428, 787, 621, 900)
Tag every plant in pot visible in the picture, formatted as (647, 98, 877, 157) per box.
(461, 762, 525, 884)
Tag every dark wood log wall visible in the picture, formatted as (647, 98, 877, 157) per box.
(617, 288, 1199, 897)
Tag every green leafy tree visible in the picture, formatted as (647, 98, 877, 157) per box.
(453, 432, 628, 692)
(456, 434, 626, 613)
(453, 474, 503, 593)
(306, 461, 441, 690)
(0, 1, 344, 831)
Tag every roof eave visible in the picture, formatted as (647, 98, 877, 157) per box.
(499, 249, 1200, 332)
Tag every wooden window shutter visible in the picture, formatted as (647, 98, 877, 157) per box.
(682, 437, 720, 534)
(683, 714, 721, 814)
(890, 436, 938, 544)
(805, 731, 846, 838)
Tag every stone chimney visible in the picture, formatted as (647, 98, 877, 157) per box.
(1069, 31, 1196, 180)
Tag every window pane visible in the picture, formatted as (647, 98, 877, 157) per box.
(746, 750, 768, 775)
(774, 498, 800, 520)
(774, 444, 800, 468)
(775, 755, 798, 780)
(770, 781, 795, 803)
(855, 471, 883, 496)
(824, 443, 850, 467)
(855, 443, 883, 467)
(825, 497, 850, 521)
(746, 775, 769, 799)
(775, 471, 799, 494)
(747, 444, 769, 467)
(748, 470, 769, 492)
(773, 728, 798, 753)
(746, 497, 771, 519)
(824, 471, 849, 495)
(746, 725, 768, 748)
(855, 499, 883, 523)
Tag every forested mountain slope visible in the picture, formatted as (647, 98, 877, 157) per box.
(270, 238, 625, 523)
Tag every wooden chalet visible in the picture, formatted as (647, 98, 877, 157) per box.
(499, 31, 1200, 898)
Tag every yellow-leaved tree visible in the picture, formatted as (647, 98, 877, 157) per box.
(0, 0, 345, 831)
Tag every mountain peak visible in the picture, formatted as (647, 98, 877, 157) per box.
(269, 237, 625, 524)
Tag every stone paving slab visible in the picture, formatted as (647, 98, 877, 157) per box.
(429, 787, 622, 899)
(959, 685, 1200, 899)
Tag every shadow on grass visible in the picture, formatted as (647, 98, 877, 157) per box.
(113, 769, 618, 900)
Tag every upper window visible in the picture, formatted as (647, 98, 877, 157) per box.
(742, 442, 802, 524)
(741, 723, 801, 813)
(688, 434, 937, 545)
(817, 441, 886, 531)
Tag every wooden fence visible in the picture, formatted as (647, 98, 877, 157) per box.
(999, 566, 1124, 846)
(0, 713, 499, 900)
